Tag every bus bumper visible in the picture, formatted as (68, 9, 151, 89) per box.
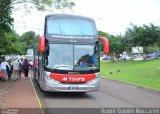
(42, 77, 100, 92)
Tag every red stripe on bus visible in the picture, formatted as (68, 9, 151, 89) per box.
(49, 73, 96, 83)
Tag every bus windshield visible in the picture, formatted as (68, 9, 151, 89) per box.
(45, 43, 99, 71)
(46, 19, 96, 35)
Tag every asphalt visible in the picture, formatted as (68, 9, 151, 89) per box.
(38, 78, 160, 114)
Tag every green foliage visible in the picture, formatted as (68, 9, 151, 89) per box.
(0, 0, 13, 32)
(125, 23, 160, 53)
(0, 32, 24, 55)
(12, 0, 75, 11)
(0, 0, 22, 55)
(98, 23, 160, 55)
(101, 60, 160, 92)
(20, 31, 40, 53)
(0, 0, 74, 55)
(98, 31, 127, 54)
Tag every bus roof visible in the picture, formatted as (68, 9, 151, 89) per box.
(45, 14, 95, 22)
(44, 14, 98, 43)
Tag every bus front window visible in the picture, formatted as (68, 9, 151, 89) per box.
(47, 19, 96, 35)
(74, 45, 99, 71)
(46, 44, 99, 71)
(46, 44, 73, 70)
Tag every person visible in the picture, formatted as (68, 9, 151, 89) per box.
(0, 59, 9, 81)
(91, 41, 98, 66)
(91, 54, 96, 67)
(0, 60, 1, 70)
(11, 59, 20, 80)
(122, 52, 127, 63)
(6, 62, 13, 80)
(79, 59, 87, 68)
(23, 59, 30, 79)
(0, 61, 1, 71)
(29, 60, 33, 70)
(18, 60, 23, 78)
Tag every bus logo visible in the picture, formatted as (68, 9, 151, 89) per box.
(62, 77, 68, 81)
(61, 77, 85, 82)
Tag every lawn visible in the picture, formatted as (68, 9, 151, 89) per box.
(100, 59, 160, 92)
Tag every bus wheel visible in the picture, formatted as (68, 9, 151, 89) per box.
(40, 87, 45, 92)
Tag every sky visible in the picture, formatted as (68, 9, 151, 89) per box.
(13, 0, 160, 35)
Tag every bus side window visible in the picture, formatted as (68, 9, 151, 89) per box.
(45, 40, 49, 66)
(92, 41, 98, 66)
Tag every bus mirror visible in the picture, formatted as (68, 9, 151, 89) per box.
(98, 37, 109, 54)
(39, 36, 45, 52)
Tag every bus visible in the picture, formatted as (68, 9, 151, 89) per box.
(33, 14, 109, 92)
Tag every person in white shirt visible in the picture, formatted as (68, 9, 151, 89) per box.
(11, 59, 20, 80)
(29, 60, 33, 70)
(1, 59, 9, 81)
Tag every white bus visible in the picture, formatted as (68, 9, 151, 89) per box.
(33, 14, 109, 92)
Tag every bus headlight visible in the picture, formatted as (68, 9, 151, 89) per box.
(85, 73, 100, 84)
(46, 76, 61, 84)
(45, 71, 61, 84)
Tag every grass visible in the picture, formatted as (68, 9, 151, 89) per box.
(100, 59, 160, 92)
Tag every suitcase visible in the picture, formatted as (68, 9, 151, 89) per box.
(0, 71, 4, 78)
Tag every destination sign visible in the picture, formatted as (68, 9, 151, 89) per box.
(51, 35, 94, 40)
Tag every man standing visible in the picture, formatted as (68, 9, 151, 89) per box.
(11, 59, 20, 80)
(23, 59, 29, 79)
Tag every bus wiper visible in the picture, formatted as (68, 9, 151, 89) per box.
(53, 65, 73, 70)
(89, 67, 96, 71)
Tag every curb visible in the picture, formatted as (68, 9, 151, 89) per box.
(30, 75, 45, 114)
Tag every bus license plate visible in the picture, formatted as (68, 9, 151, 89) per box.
(69, 86, 78, 90)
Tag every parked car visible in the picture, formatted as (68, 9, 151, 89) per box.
(145, 52, 160, 60)
(120, 54, 133, 61)
(125, 55, 133, 60)
(156, 52, 160, 58)
(133, 54, 144, 60)
(100, 55, 111, 61)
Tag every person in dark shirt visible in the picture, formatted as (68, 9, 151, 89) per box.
(23, 59, 29, 79)
(6, 62, 13, 80)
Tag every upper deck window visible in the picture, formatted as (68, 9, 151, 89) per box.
(46, 19, 96, 35)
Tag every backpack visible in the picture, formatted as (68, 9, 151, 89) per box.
(19, 62, 22, 70)
(23, 62, 29, 70)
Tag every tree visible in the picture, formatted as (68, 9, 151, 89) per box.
(20, 31, 40, 53)
(0, 0, 75, 55)
(0, 32, 24, 55)
(0, 0, 13, 33)
(11, 0, 75, 12)
(98, 31, 126, 54)
(0, 0, 15, 55)
(125, 23, 160, 53)
(98, 23, 160, 56)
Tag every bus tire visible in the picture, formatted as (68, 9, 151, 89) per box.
(40, 87, 45, 92)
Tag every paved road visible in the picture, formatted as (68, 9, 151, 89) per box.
(35, 78, 160, 114)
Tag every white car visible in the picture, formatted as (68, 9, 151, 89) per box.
(100, 56, 111, 61)
(133, 55, 144, 60)
(125, 55, 133, 60)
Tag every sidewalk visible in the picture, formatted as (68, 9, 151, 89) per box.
(0, 74, 42, 114)
(0, 81, 12, 108)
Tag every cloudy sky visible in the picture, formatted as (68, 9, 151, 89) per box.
(13, 0, 160, 35)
